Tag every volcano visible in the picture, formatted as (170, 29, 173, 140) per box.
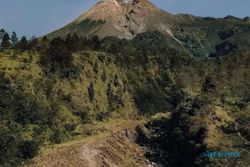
(48, 0, 176, 39)
(48, 0, 250, 57)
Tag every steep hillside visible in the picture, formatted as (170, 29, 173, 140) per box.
(174, 14, 250, 57)
(1, 28, 250, 166)
(0, 50, 138, 166)
(48, 0, 176, 39)
(28, 120, 151, 167)
(48, 0, 250, 57)
(135, 51, 250, 167)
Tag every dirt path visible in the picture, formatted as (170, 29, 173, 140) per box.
(28, 120, 152, 167)
(80, 142, 100, 167)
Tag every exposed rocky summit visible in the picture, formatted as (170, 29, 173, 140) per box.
(48, 0, 250, 57)
(48, 0, 175, 39)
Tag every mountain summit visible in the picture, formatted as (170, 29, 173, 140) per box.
(48, 0, 175, 39)
(48, 0, 250, 57)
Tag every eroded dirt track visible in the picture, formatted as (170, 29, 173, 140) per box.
(29, 120, 152, 167)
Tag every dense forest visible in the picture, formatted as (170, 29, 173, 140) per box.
(0, 29, 249, 166)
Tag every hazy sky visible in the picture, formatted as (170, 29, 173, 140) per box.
(0, 0, 249, 37)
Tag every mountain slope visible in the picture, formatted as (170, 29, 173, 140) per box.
(1, 30, 250, 166)
(173, 14, 250, 57)
(48, 0, 250, 57)
(28, 120, 151, 167)
(48, 0, 176, 39)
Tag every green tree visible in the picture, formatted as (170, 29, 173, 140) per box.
(10, 31, 18, 48)
(107, 83, 113, 103)
(17, 36, 28, 51)
(1, 32, 11, 49)
(65, 34, 73, 50)
(106, 83, 124, 111)
(202, 76, 216, 92)
(28, 36, 39, 51)
(0, 124, 19, 166)
(101, 68, 107, 82)
(50, 129, 63, 144)
(64, 33, 82, 51)
(39, 36, 49, 51)
(91, 36, 101, 50)
(0, 29, 6, 41)
(71, 32, 82, 51)
(93, 62, 99, 74)
(88, 82, 95, 102)
(17, 140, 39, 159)
(46, 37, 73, 66)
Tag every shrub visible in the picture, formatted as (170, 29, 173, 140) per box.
(202, 76, 216, 92)
(88, 82, 95, 102)
(17, 140, 39, 159)
(50, 129, 63, 144)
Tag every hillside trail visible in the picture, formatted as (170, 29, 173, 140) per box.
(27, 119, 153, 167)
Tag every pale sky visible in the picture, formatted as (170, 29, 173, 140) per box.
(0, 0, 249, 37)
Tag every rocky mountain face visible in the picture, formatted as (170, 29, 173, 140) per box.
(48, 0, 250, 57)
(48, 0, 175, 39)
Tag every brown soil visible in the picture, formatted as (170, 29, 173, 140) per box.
(28, 120, 153, 167)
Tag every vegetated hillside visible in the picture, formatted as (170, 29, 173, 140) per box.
(136, 51, 250, 167)
(0, 31, 250, 167)
(30, 120, 151, 167)
(0, 50, 137, 166)
(174, 14, 250, 57)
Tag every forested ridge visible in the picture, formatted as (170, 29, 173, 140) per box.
(0, 29, 249, 166)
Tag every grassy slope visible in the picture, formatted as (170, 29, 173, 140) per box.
(47, 19, 105, 39)
(0, 49, 136, 119)
(174, 16, 250, 57)
(25, 119, 147, 167)
(1, 33, 250, 166)
(0, 50, 137, 166)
